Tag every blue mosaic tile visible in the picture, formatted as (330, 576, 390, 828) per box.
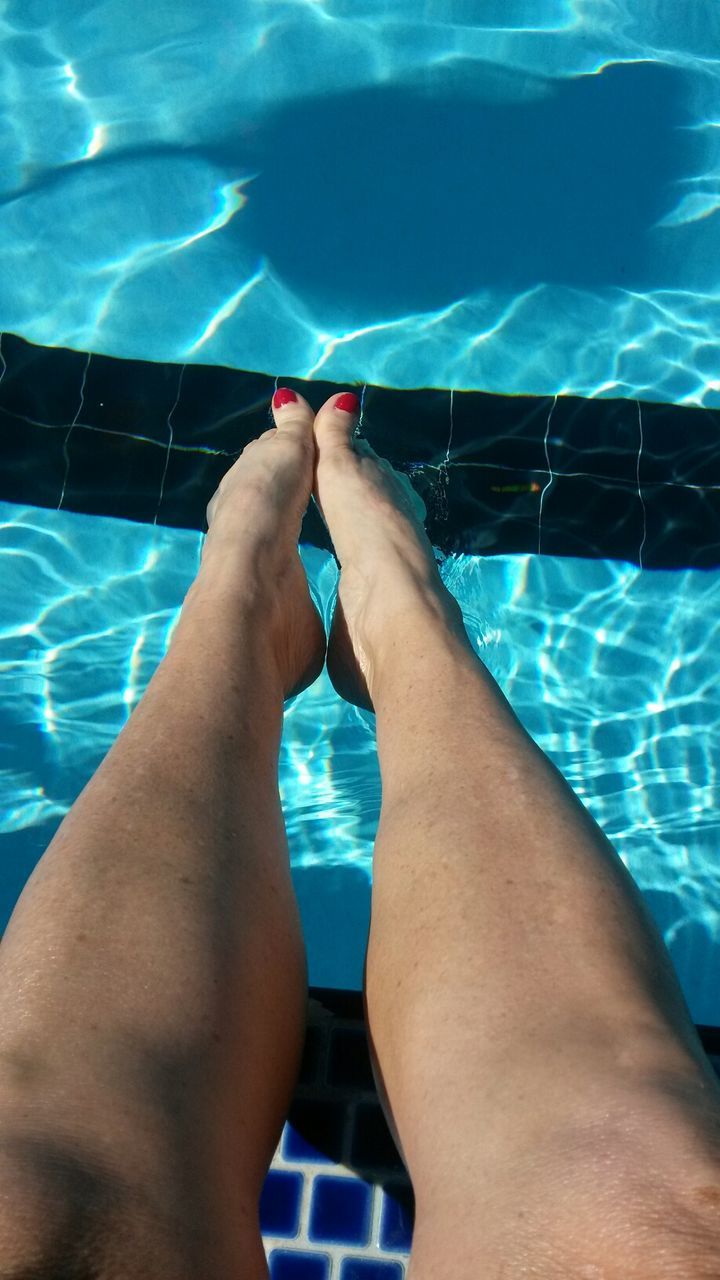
(284, 1098, 346, 1164)
(308, 1174, 372, 1246)
(269, 1250, 331, 1280)
(379, 1183, 414, 1253)
(339, 1260, 404, 1280)
(259, 1170, 303, 1237)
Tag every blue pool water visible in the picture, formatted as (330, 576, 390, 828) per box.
(2, 499, 718, 1022)
(1, 2, 720, 403)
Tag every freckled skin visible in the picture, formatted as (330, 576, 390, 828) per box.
(695, 1185, 720, 1208)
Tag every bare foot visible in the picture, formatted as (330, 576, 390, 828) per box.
(202, 393, 326, 699)
(312, 393, 467, 710)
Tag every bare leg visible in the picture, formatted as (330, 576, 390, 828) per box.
(311, 394, 720, 1280)
(0, 410, 325, 1278)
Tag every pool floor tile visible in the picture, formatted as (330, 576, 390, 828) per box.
(308, 1175, 372, 1246)
(260, 998, 411, 1276)
(269, 1250, 331, 1280)
(259, 1170, 304, 1238)
(339, 1260, 404, 1280)
(379, 1184, 414, 1254)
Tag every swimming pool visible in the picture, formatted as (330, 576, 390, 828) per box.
(1, 2, 719, 1030)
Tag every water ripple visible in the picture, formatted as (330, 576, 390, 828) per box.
(0, 3, 719, 401)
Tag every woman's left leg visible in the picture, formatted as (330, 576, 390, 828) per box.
(0, 409, 324, 1279)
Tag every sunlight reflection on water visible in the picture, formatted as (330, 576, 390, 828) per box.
(0, 1, 719, 401)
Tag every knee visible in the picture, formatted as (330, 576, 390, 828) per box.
(411, 1204, 720, 1280)
(0, 1141, 181, 1280)
(0, 1145, 72, 1276)
(409, 1129, 720, 1280)
(0, 1166, 111, 1279)
(518, 1151, 720, 1279)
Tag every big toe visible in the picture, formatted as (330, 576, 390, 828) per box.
(313, 391, 361, 457)
(312, 392, 362, 528)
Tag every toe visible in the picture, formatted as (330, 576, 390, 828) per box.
(270, 388, 316, 452)
(314, 392, 361, 457)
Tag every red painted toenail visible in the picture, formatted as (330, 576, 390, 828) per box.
(273, 387, 297, 407)
(336, 392, 360, 414)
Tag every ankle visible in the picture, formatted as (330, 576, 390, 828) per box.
(367, 554, 464, 631)
(364, 573, 477, 697)
(166, 571, 286, 702)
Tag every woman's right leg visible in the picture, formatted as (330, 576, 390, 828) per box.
(312, 394, 720, 1280)
(0, 407, 324, 1280)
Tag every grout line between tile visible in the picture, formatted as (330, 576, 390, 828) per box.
(4, 404, 720, 496)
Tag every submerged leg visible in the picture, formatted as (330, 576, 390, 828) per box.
(0, 406, 325, 1279)
(312, 393, 720, 1280)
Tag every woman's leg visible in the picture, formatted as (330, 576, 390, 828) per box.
(0, 406, 324, 1279)
(312, 394, 720, 1280)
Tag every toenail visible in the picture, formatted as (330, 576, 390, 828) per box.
(336, 392, 360, 414)
(273, 387, 297, 408)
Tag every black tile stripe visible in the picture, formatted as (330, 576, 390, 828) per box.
(1, 333, 719, 567)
